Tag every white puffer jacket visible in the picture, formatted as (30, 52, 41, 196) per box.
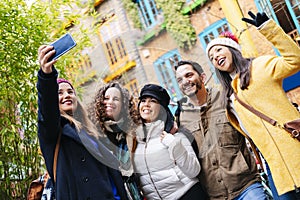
(132, 120, 200, 200)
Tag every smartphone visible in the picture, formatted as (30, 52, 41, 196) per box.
(48, 33, 77, 61)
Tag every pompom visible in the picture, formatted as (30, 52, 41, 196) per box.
(220, 31, 239, 44)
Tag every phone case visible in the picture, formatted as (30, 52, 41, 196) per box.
(49, 33, 77, 61)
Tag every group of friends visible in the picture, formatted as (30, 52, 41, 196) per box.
(35, 11, 300, 200)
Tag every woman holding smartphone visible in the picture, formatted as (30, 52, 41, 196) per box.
(37, 45, 128, 200)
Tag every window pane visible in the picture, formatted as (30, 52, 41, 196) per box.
(137, 0, 160, 29)
(154, 50, 182, 101)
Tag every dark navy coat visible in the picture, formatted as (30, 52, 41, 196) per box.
(37, 68, 128, 200)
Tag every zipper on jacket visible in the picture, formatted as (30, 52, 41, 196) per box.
(143, 136, 163, 200)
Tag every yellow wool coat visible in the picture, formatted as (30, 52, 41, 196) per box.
(227, 19, 300, 195)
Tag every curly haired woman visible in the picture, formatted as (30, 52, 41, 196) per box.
(91, 82, 143, 200)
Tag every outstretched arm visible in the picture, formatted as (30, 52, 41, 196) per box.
(37, 45, 60, 142)
(243, 11, 300, 79)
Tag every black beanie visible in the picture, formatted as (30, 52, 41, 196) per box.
(139, 84, 174, 132)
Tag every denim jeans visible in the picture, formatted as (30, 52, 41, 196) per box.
(266, 163, 300, 200)
(234, 182, 268, 200)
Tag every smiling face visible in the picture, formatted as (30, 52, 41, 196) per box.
(175, 64, 204, 97)
(208, 45, 234, 73)
(139, 97, 161, 123)
(104, 87, 122, 121)
(58, 82, 77, 115)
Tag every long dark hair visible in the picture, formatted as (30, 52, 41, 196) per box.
(214, 47, 253, 107)
(59, 91, 100, 139)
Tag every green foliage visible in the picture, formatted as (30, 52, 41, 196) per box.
(125, 0, 197, 49)
(156, 0, 197, 50)
(121, 0, 142, 29)
(0, 0, 94, 198)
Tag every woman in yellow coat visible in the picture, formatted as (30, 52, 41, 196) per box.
(206, 11, 300, 199)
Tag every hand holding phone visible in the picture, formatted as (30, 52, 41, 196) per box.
(48, 33, 77, 61)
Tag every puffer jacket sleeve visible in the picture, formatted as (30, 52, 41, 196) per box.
(165, 132, 201, 178)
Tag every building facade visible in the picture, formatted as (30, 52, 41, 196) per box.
(129, 0, 300, 108)
(81, 0, 300, 108)
(80, 0, 148, 104)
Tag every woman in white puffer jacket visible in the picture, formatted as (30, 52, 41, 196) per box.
(132, 84, 207, 200)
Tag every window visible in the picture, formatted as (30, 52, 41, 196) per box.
(136, 0, 161, 29)
(154, 49, 182, 103)
(255, 0, 300, 46)
(98, 17, 127, 69)
(254, 0, 277, 20)
(198, 19, 230, 83)
(66, 54, 94, 83)
(290, 0, 300, 17)
(125, 79, 139, 99)
(79, 54, 92, 71)
(199, 19, 230, 47)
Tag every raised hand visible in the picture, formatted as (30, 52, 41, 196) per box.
(242, 11, 269, 27)
(38, 45, 57, 74)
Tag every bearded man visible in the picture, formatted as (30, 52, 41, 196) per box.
(174, 60, 267, 200)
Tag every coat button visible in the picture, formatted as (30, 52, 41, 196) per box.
(83, 177, 89, 182)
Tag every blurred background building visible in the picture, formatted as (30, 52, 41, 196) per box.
(77, 0, 300, 109)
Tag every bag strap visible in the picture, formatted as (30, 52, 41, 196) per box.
(53, 128, 61, 183)
(233, 93, 277, 126)
(232, 93, 268, 171)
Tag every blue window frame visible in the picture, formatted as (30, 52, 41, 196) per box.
(285, 0, 300, 32)
(198, 19, 230, 83)
(254, 0, 279, 23)
(136, 0, 160, 30)
(255, 0, 300, 40)
(153, 49, 182, 105)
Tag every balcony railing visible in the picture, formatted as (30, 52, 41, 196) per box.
(288, 29, 300, 46)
